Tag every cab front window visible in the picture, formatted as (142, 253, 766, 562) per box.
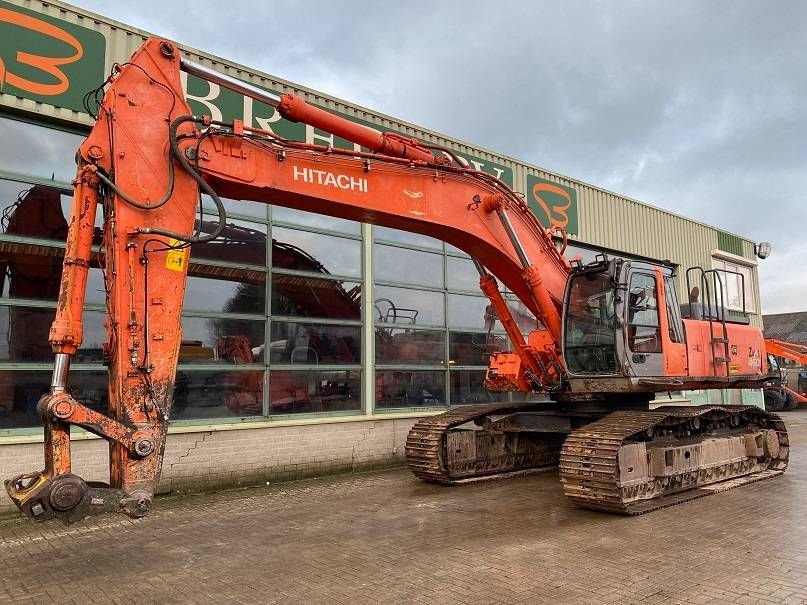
(564, 271, 618, 374)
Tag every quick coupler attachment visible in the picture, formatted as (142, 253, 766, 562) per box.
(5, 471, 125, 524)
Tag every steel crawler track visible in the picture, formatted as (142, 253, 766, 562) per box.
(406, 404, 789, 514)
(405, 403, 555, 484)
(559, 406, 789, 514)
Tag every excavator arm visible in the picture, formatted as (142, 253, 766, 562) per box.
(765, 338, 807, 404)
(765, 338, 807, 366)
(5, 38, 573, 522)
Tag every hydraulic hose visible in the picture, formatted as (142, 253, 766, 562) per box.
(136, 115, 226, 244)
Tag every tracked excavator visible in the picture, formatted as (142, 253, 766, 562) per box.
(4, 38, 789, 523)
(763, 339, 807, 411)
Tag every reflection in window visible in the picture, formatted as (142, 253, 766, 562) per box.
(628, 273, 660, 353)
(446, 256, 481, 292)
(269, 322, 360, 364)
(0, 239, 107, 304)
(503, 297, 539, 335)
(374, 285, 444, 326)
(0, 306, 54, 363)
(374, 226, 443, 250)
(664, 276, 684, 344)
(272, 275, 360, 321)
(449, 332, 506, 367)
(272, 226, 361, 278)
(375, 328, 445, 366)
(184, 276, 266, 315)
(172, 369, 264, 420)
(446, 294, 492, 330)
(445, 243, 468, 256)
(191, 218, 267, 266)
(564, 271, 617, 374)
(0, 181, 72, 241)
(711, 257, 754, 311)
(0, 187, 68, 302)
(201, 194, 267, 219)
(270, 369, 360, 414)
(0, 307, 106, 364)
(450, 370, 509, 405)
(0, 251, 60, 302)
(180, 316, 266, 364)
(272, 206, 360, 235)
(375, 370, 445, 409)
(0, 117, 84, 182)
(0, 370, 107, 429)
(564, 244, 606, 265)
(374, 244, 443, 288)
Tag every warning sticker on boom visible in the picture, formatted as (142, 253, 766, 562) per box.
(165, 239, 189, 272)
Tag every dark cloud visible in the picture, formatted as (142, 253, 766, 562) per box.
(74, 0, 807, 312)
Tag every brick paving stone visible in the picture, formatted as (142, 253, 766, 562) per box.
(1, 411, 807, 603)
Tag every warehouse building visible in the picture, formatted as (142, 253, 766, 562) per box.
(0, 0, 768, 514)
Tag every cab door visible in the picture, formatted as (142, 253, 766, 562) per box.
(625, 270, 664, 377)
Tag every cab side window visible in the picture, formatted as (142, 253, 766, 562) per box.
(627, 273, 661, 353)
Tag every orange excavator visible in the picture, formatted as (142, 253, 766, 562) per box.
(763, 339, 807, 410)
(4, 38, 789, 522)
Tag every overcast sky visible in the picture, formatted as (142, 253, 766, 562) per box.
(72, 0, 806, 314)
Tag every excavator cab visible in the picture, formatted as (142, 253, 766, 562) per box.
(562, 256, 683, 383)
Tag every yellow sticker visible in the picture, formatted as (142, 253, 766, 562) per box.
(165, 239, 189, 272)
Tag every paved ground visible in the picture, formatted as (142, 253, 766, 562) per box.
(2, 411, 807, 605)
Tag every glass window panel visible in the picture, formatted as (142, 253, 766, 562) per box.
(566, 243, 611, 265)
(60, 191, 104, 231)
(0, 237, 108, 303)
(446, 256, 480, 292)
(712, 258, 753, 311)
(627, 273, 660, 353)
(272, 274, 361, 321)
(172, 369, 264, 420)
(0, 307, 106, 363)
(374, 226, 442, 250)
(272, 226, 361, 278)
(628, 274, 659, 327)
(272, 206, 360, 235)
(376, 328, 445, 366)
(269, 322, 360, 364)
(450, 370, 509, 405)
(0, 370, 107, 430)
(447, 294, 492, 330)
(180, 316, 266, 364)
(0, 306, 53, 362)
(201, 193, 267, 219)
(270, 369, 360, 415)
(184, 276, 266, 315)
(191, 218, 267, 266)
(375, 370, 446, 409)
(0, 251, 64, 302)
(449, 331, 506, 367)
(0, 117, 84, 182)
(0, 180, 74, 241)
(76, 310, 106, 363)
(503, 298, 540, 335)
(85, 269, 108, 305)
(374, 285, 444, 326)
(445, 243, 469, 257)
(374, 244, 443, 288)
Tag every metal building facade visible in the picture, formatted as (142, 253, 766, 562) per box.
(0, 0, 767, 512)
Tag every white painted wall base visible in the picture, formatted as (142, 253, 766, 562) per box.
(0, 417, 420, 517)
